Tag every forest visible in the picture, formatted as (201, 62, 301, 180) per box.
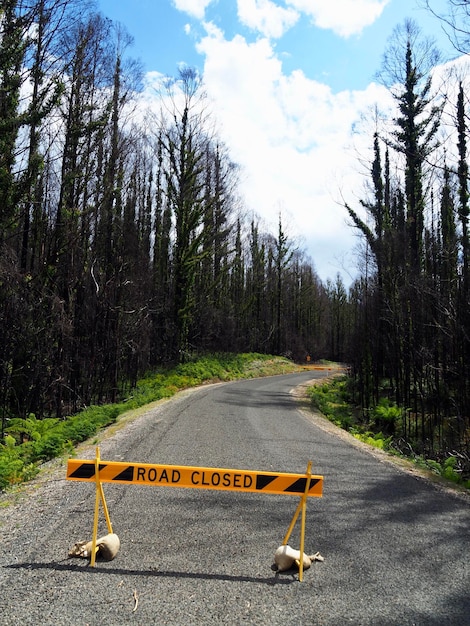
(0, 0, 469, 475)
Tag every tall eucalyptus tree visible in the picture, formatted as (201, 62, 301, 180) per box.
(160, 68, 212, 360)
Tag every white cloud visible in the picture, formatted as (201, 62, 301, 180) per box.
(286, 0, 390, 38)
(196, 24, 393, 281)
(237, 0, 299, 38)
(148, 1, 463, 283)
(174, 0, 388, 39)
(172, 0, 214, 20)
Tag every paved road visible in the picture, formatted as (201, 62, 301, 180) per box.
(0, 371, 469, 625)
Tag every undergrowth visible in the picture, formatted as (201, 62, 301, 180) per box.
(0, 353, 300, 492)
(308, 376, 470, 491)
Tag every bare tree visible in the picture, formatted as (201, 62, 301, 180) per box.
(423, 0, 470, 54)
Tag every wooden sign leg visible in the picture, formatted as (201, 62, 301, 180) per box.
(90, 447, 114, 567)
(298, 461, 312, 582)
(281, 461, 312, 582)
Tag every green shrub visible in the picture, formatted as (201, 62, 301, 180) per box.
(308, 377, 351, 426)
(442, 456, 461, 483)
(373, 399, 401, 434)
(444, 456, 457, 469)
(352, 431, 393, 450)
(425, 459, 442, 475)
(32, 432, 66, 461)
(6, 414, 60, 444)
(0, 435, 39, 490)
(443, 465, 460, 482)
(60, 416, 99, 442)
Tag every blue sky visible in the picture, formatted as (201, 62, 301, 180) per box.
(96, 0, 452, 91)
(95, 0, 459, 283)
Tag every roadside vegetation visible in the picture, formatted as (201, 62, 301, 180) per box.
(0, 354, 301, 492)
(3, 353, 468, 495)
(308, 377, 470, 491)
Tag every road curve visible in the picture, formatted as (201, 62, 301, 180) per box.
(0, 371, 469, 625)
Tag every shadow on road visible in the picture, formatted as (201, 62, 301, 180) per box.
(5, 560, 298, 587)
(219, 387, 294, 410)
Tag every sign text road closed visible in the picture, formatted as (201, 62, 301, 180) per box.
(66, 459, 323, 497)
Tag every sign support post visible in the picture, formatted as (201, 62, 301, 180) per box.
(281, 460, 312, 582)
(90, 447, 114, 567)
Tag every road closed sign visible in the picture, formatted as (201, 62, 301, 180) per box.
(66, 459, 323, 497)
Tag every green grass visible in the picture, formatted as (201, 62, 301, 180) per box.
(0, 353, 301, 491)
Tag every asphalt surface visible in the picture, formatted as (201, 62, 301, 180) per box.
(0, 371, 469, 625)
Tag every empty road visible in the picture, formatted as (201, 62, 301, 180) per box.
(1, 371, 469, 625)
